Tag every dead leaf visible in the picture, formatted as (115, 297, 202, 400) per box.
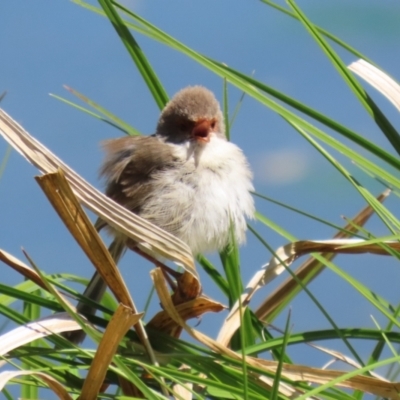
(81, 304, 142, 399)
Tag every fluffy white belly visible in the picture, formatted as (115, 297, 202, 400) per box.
(140, 136, 254, 255)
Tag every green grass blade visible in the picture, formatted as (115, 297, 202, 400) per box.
(246, 328, 400, 354)
(0, 283, 61, 311)
(366, 303, 400, 382)
(219, 224, 256, 348)
(51, 93, 140, 136)
(222, 79, 230, 141)
(113, 0, 400, 170)
(296, 354, 400, 400)
(196, 254, 229, 297)
(1, 388, 13, 400)
(253, 192, 366, 238)
(63, 86, 142, 136)
(219, 243, 242, 307)
(260, 0, 376, 65)
(75, 0, 400, 171)
(99, 0, 168, 109)
(271, 310, 291, 400)
(287, 120, 400, 232)
(247, 224, 365, 366)
(229, 88, 247, 128)
(112, 356, 165, 400)
(21, 288, 40, 400)
(209, 62, 400, 171)
(287, 0, 400, 155)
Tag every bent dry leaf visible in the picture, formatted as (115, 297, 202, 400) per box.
(151, 268, 400, 399)
(310, 343, 388, 381)
(219, 237, 400, 346)
(35, 170, 160, 368)
(0, 249, 48, 291)
(36, 171, 134, 310)
(255, 190, 389, 322)
(0, 312, 82, 356)
(148, 295, 225, 337)
(0, 371, 73, 400)
(287, 0, 400, 157)
(80, 304, 143, 400)
(0, 109, 173, 365)
(172, 374, 193, 400)
(349, 59, 400, 112)
(0, 108, 197, 282)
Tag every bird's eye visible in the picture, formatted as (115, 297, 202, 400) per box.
(179, 121, 189, 130)
(210, 120, 216, 130)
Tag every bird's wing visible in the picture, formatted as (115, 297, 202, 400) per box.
(99, 135, 178, 213)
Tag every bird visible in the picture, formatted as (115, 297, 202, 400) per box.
(75, 85, 254, 334)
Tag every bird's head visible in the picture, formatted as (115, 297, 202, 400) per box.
(156, 86, 225, 144)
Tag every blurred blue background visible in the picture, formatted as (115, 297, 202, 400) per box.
(1, 0, 400, 381)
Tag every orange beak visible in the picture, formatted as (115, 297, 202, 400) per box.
(192, 119, 215, 143)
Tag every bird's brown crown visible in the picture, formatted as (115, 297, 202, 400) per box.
(156, 86, 225, 143)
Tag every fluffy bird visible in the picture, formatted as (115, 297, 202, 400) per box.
(77, 86, 254, 330)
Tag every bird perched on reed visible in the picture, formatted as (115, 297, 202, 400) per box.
(71, 86, 254, 342)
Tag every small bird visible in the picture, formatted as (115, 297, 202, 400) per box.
(78, 86, 254, 321)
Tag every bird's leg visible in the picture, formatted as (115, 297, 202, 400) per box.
(126, 240, 201, 305)
(126, 240, 180, 291)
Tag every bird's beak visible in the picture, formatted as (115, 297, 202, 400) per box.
(192, 119, 216, 143)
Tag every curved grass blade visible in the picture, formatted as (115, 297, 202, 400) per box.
(349, 59, 400, 112)
(260, 0, 376, 66)
(119, 2, 400, 172)
(245, 225, 365, 367)
(99, 0, 168, 109)
(255, 190, 390, 322)
(246, 328, 400, 355)
(62, 86, 141, 136)
(74, 0, 400, 172)
(287, 0, 400, 156)
(253, 192, 368, 238)
(287, 120, 400, 232)
(211, 61, 400, 173)
(51, 93, 139, 135)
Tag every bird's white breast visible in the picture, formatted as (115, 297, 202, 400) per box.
(140, 135, 254, 255)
